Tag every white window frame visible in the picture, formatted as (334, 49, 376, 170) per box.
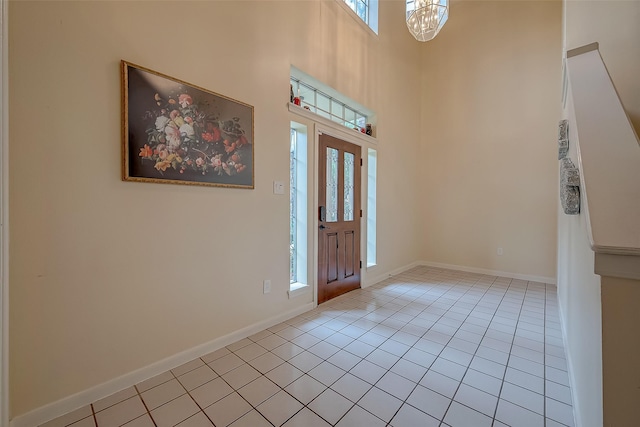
(367, 148, 377, 267)
(288, 112, 378, 299)
(289, 122, 310, 299)
(337, 0, 379, 35)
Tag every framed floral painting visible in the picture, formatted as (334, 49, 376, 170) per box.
(122, 61, 254, 188)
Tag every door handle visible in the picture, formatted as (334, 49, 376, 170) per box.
(319, 224, 330, 230)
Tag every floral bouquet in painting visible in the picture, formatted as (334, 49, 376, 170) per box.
(123, 62, 254, 188)
(139, 93, 251, 178)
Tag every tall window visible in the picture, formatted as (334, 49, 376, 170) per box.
(345, 0, 368, 24)
(341, 0, 379, 34)
(290, 123, 308, 288)
(290, 129, 298, 283)
(367, 148, 377, 267)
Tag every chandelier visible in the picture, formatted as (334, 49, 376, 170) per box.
(406, 0, 449, 42)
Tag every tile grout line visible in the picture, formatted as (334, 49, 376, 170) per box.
(238, 269, 453, 425)
(436, 275, 517, 426)
(331, 271, 503, 425)
(89, 404, 97, 427)
(491, 280, 526, 421)
(383, 274, 502, 426)
(167, 365, 221, 427)
(180, 358, 277, 427)
(337, 272, 467, 425)
(319, 271, 562, 426)
(400, 271, 554, 424)
(133, 384, 157, 427)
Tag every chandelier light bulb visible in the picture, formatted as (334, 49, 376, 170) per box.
(406, 0, 449, 42)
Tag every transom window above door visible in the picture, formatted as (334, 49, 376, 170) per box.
(289, 66, 375, 136)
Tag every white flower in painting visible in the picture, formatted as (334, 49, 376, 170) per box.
(155, 116, 170, 132)
(165, 124, 181, 152)
(179, 123, 195, 139)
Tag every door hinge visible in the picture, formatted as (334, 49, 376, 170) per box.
(360, 260, 362, 269)
(360, 158, 363, 166)
(360, 209, 363, 218)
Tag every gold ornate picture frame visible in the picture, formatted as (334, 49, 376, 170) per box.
(122, 61, 254, 189)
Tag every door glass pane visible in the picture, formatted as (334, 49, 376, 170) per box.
(344, 152, 355, 221)
(326, 147, 339, 222)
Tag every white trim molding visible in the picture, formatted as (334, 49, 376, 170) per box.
(419, 261, 556, 285)
(363, 261, 423, 288)
(10, 303, 314, 427)
(287, 283, 311, 299)
(289, 103, 376, 147)
(362, 260, 556, 287)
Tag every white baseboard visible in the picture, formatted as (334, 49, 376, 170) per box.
(418, 261, 557, 285)
(363, 260, 423, 288)
(11, 302, 315, 427)
(364, 260, 556, 288)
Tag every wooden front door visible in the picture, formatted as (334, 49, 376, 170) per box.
(318, 133, 361, 304)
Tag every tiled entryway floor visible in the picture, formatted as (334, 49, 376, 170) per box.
(43, 266, 575, 427)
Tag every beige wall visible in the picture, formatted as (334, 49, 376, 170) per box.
(601, 275, 640, 427)
(565, 0, 640, 134)
(8, 0, 423, 417)
(419, 1, 562, 279)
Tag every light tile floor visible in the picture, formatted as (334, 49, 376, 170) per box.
(42, 267, 575, 427)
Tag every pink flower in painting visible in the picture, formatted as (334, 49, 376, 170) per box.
(153, 144, 167, 155)
(195, 157, 205, 167)
(211, 157, 222, 167)
(158, 149, 169, 160)
(178, 94, 193, 108)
